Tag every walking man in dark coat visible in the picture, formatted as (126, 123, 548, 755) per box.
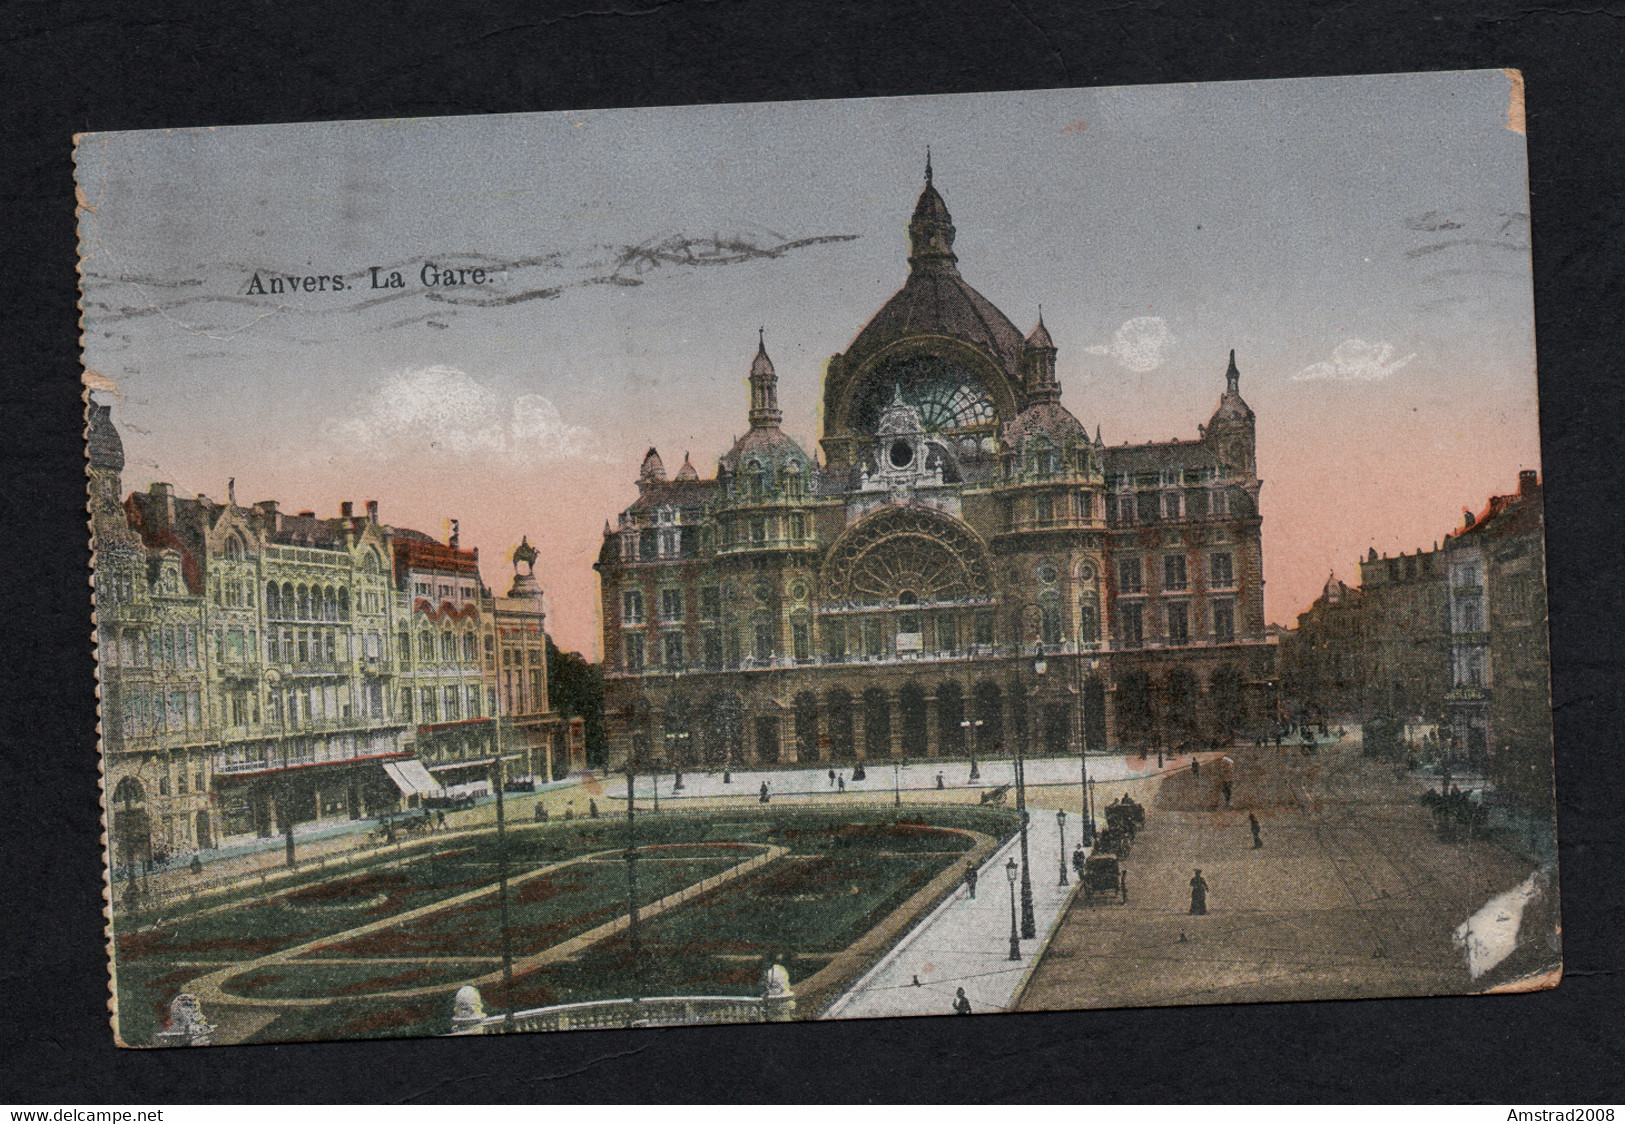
(964, 862, 978, 899)
(1189, 869, 1209, 915)
(1249, 812, 1263, 849)
(759, 782, 770, 804)
(953, 987, 972, 1015)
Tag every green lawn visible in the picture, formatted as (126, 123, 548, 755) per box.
(114, 806, 1016, 1045)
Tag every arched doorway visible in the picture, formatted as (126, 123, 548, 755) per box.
(1167, 667, 1200, 744)
(794, 691, 820, 760)
(1082, 675, 1107, 750)
(1116, 670, 1156, 748)
(111, 776, 150, 870)
(195, 809, 213, 850)
(936, 680, 966, 754)
(898, 682, 928, 756)
(971, 680, 1003, 758)
(1210, 665, 1247, 741)
(826, 688, 855, 761)
(698, 691, 743, 767)
(862, 688, 891, 759)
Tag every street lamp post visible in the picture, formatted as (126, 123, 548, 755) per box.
(893, 756, 904, 810)
(1005, 856, 1021, 961)
(1081, 658, 1099, 845)
(264, 669, 296, 868)
(1056, 808, 1069, 886)
(491, 714, 516, 1029)
(623, 758, 641, 999)
(1016, 647, 1043, 939)
(961, 718, 984, 781)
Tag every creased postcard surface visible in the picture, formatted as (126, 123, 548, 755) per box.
(78, 71, 1558, 1047)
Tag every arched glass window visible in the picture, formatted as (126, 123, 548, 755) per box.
(224, 535, 244, 561)
(419, 630, 434, 661)
(337, 587, 349, 618)
(463, 631, 476, 661)
(440, 631, 454, 661)
(748, 461, 766, 498)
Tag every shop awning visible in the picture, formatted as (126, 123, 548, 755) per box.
(382, 760, 445, 798)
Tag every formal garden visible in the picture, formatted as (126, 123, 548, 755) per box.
(114, 804, 1017, 1045)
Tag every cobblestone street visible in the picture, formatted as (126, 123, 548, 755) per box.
(1017, 742, 1557, 1011)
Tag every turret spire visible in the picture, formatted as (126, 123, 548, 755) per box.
(1226, 348, 1240, 395)
(748, 330, 782, 428)
(908, 160, 957, 272)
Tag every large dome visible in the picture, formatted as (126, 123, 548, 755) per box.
(845, 267, 1027, 379)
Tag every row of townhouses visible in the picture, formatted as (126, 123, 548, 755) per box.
(1280, 470, 1551, 809)
(88, 401, 569, 867)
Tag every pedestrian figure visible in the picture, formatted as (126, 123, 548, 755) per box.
(853, 762, 866, 781)
(589, 799, 599, 819)
(759, 782, 770, 804)
(535, 805, 549, 823)
(190, 854, 203, 876)
(1189, 869, 1209, 915)
(912, 974, 921, 987)
(1157, 747, 1164, 769)
(437, 810, 446, 830)
(1071, 844, 1085, 881)
(936, 772, 945, 790)
(954, 987, 972, 1015)
(1191, 757, 1201, 778)
(1222, 780, 1233, 807)
(723, 770, 732, 784)
(964, 863, 978, 899)
(1249, 812, 1263, 849)
(564, 806, 574, 822)
(829, 769, 836, 788)
(838, 776, 846, 792)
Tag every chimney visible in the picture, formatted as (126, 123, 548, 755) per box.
(147, 483, 175, 529)
(1519, 469, 1538, 497)
(366, 500, 379, 522)
(255, 499, 281, 532)
(341, 501, 353, 518)
(298, 511, 315, 519)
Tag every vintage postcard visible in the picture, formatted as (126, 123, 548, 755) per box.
(77, 70, 1557, 1047)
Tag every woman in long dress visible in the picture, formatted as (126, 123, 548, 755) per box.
(1189, 869, 1209, 915)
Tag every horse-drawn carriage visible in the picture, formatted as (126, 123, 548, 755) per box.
(1079, 853, 1128, 905)
(1097, 796, 1146, 858)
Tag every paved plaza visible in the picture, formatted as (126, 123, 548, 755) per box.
(1018, 741, 1556, 1012)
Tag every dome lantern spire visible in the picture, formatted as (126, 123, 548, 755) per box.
(908, 159, 958, 272)
(748, 328, 782, 428)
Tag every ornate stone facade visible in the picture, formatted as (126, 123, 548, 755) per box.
(596, 170, 1277, 768)
(591, 168, 1274, 763)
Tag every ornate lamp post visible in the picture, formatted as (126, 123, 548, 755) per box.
(1005, 856, 1021, 961)
(264, 669, 296, 868)
(961, 718, 983, 781)
(1056, 808, 1069, 886)
(623, 754, 642, 999)
(1015, 647, 1042, 939)
(490, 710, 515, 1028)
(1080, 658, 1099, 845)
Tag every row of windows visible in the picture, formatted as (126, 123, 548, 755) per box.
(1118, 552, 1234, 594)
(106, 625, 201, 670)
(412, 579, 479, 603)
(1108, 488, 1233, 524)
(1116, 599, 1235, 647)
(116, 686, 203, 738)
(1105, 468, 1222, 489)
(399, 685, 486, 723)
(622, 586, 726, 625)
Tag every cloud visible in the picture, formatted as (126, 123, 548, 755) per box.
(326, 365, 608, 465)
(1084, 316, 1175, 372)
(1294, 339, 1416, 382)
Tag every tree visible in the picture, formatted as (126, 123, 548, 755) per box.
(546, 637, 607, 766)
